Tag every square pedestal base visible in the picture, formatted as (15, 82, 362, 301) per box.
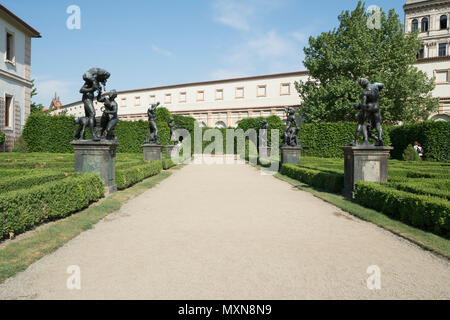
(259, 147, 272, 159)
(165, 145, 180, 158)
(143, 144, 163, 162)
(341, 146, 393, 199)
(71, 140, 119, 194)
(281, 146, 302, 166)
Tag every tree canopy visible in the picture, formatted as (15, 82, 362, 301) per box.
(295, 1, 439, 124)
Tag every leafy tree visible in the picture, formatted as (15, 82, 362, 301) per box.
(295, 1, 438, 124)
(30, 80, 44, 114)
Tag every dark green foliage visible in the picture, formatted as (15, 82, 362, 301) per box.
(22, 109, 196, 154)
(116, 160, 162, 190)
(0, 171, 74, 193)
(0, 132, 5, 146)
(23, 113, 76, 153)
(239, 116, 392, 158)
(402, 144, 419, 161)
(280, 164, 344, 193)
(354, 182, 450, 237)
(389, 121, 450, 162)
(296, 1, 438, 124)
(386, 181, 450, 201)
(0, 173, 104, 240)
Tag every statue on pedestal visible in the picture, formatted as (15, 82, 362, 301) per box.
(79, 67, 111, 141)
(350, 78, 385, 146)
(168, 117, 175, 145)
(145, 102, 160, 144)
(97, 89, 119, 141)
(258, 119, 270, 147)
(281, 107, 301, 147)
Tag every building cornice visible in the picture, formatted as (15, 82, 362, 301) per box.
(404, 0, 450, 12)
(0, 4, 41, 38)
(0, 69, 33, 87)
(416, 55, 450, 63)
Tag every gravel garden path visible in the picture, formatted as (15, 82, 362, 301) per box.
(0, 161, 449, 299)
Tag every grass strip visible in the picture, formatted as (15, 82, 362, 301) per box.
(0, 170, 173, 284)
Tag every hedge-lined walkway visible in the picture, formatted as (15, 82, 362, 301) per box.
(0, 161, 449, 299)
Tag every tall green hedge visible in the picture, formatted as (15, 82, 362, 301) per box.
(389, 121, 450, 162)
(22, 109, 196, 153)
(239, 117, 391, 158)
(0, 131, 5, 145)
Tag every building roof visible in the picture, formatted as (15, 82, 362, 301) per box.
(62, 70, 309, 107)
(0, 4, 41, 38)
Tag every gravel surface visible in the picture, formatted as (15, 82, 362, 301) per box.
(0, 162, 449, 300)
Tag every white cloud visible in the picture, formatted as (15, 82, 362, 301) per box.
(152, 45, 173, 57)
(291, 31, 307, 42)
(211, 30, 306, 78)
(213, 0, 254, 31)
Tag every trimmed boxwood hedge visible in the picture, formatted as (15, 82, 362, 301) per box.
(22, 109, 196, 154)
(0, 173, 104, 240)
(116, 160, 162, 190)
(354, 182, 450, 238)
(280, 164, 344, 194)
(389, 121, 450, 162)
(0, 171, 75, 193)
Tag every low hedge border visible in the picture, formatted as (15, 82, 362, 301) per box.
(0, 171, 75, 194)
(0, 173, 104, 240)
(354, 182, 450, 238)
(280, 164, 344, 194)
(385, 181, 450, 201)
(116, 161, 162, 190)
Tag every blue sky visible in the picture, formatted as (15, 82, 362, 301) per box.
(2, 0, 405, 106)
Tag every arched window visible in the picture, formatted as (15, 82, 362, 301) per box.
(198, 121, 207, 128)
(412, 19, 419, 32)
(421, 17, 429, 32)
(215, 121, 226, 129)
(440, 15, 448, 30)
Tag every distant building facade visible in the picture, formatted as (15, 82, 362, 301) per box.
(57, 0, 450, 124)
(404, 0, 450, 120)
(0, 4, 40, 151)
(57, 72, 308, 127)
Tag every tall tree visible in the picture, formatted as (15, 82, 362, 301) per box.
(295, 1, 438, 124)
(30, 80, 44, 114)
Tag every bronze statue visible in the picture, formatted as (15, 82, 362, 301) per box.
(79, 68, 111, 141)
(74, 117, 89, 140)
(281, 107, 301, 147)
(145, 102, 160, 144)
(258, 119, 270, 147)
(97, 89, 119, 141)
(350, 78, 384, 146)
(168, 117, 175, 145)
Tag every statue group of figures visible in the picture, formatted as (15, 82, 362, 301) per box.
(281, 106, 302, 147)
(75, 67, 118, 141)
(351, 78, 385, 147)
(74, 68, 385, 149)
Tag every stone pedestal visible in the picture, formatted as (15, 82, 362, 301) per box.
(143, 144, 163, 162)
(341, 146, 393, 199)
(280, 146, 302, 165)
(259, 147, 272, 159)
(71, 140, 119, 194)
(165, 145, 179, 158)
